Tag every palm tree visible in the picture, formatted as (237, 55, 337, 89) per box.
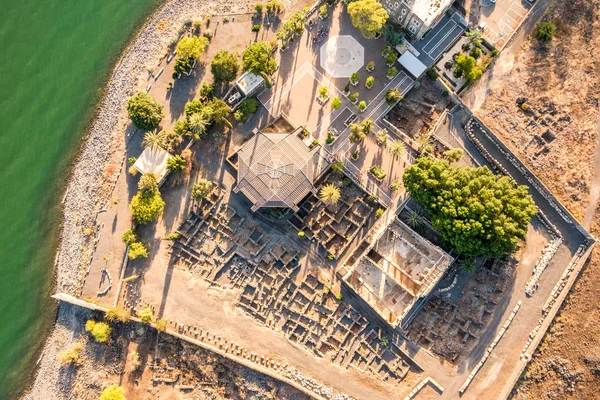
(188, 112, 210, 139)
(389, 140, 407, 159)
(406, 209, 422, 228)
(459, 257, 476, 274)
(466, 29, 482, 44)
(142, 130, 168, 151)
(320, 184, 341, 205)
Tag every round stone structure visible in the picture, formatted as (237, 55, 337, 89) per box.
(319, 35, 364, 78)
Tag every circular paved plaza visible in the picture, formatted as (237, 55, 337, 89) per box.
(320, 35, 364, 78)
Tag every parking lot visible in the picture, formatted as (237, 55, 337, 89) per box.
(477, 0, 532, 48)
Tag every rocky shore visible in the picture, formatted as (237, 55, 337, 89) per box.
(24, 0, 255, 397)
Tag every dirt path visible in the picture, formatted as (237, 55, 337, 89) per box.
(583, 112, 600, 230)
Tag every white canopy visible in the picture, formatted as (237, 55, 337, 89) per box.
(133, 147, 172, 182)
(398, 51, 427, 79)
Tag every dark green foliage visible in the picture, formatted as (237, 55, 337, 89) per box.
(198, 82, 215, 100)
(127, 92, 164, 130)
(470, 46, 482, 59)
(210, 50, 239, 83)
(402, 157, 537, 258)
(383, 22, 404, 46)
(234, 97, 259, 122)
(174, 57, 193, 75)
(426, 68, 439, 80)
(331, 161, 343, 174)
(537, 21, 556, 41)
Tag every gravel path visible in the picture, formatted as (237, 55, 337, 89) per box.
(25, 0, 255, 397)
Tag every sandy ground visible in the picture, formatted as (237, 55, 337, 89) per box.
(461, 0, 600, 398)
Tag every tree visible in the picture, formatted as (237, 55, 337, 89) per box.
(142, 130, 168, 152)
(207, 98, 232, 128)
(384, 22, 404, 46)
(459, 257, 476, 273)
(210, 50, 239, 83)
(192, 179, 213, 200)
(402, 157, 537, 258)
(349, 123, 366, 144)
(99, 385, 126, 400)
(166, 155, 186, 172)
(320, 184, 341, 205)
(128, 242, 148, 260)
(357, 100, 367, 111)
(188, 112, 210, 139)
(127, 92, 163, 130)
(454, 54, 482, 84)
(130, 190, 165, 224)
(347, 0, 389, 39)
(85, 320, 112, 343)
(176, 36, 209, 60)
(137, 306, 153, 323)
(385, 88, 402, 104)
(199, 82, 215, 100)
(331, 161, 344, 174)
(365, 76, 374, 89)
(466, 29, 482, 44)
(156, 319, 168, 332)
(443, 148, 464, 163)
(58, 342, 83, 365)
(242, 41, 277, 76)
(319, 86, 328, 99)
(389, 140, 407, 158)
(406, 209, 422, 228)
(537, 21, 556, 41)
(331, 97, 341, 110)
(138, 173, 158, 196)
(105, 307, 129, 323)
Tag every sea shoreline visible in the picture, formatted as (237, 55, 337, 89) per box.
(23, 0, 253, 397)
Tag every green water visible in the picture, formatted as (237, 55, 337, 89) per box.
(0, 0, 162, 396)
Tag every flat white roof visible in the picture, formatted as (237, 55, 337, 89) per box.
(236, 72, 264, 96)
(133, 147, 172, 182)
(398, 51, 427, 78)
(412, 0, 453, 25)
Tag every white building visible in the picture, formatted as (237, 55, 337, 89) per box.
(380, 0, 454, 39)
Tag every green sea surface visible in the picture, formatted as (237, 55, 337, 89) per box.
(0, 0, 162, 396)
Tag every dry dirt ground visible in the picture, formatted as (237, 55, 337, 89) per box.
(461, 0, 600, 398)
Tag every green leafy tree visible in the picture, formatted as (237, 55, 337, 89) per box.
(192, 179, 213, 200)
(537, 21, 556, 41)
(184, 99, 204, 117)
(99, 385, 126, 400)
(349, 123, 366, 144)
(384, 22, 404, 46)
(347, 0, 389, 39)
(127, 92, 164, 130)
(454, 54, 482, 83)
(331, 97, 341, 110)
(385, 88, 402, 104)
(128, 242, 148, 260)
(85, 320, 112, 343)
(402, 157, 537, 258)
(320, 184, 341, 205)
(198, 82, 215, 100)
(167, 155, 186, 172)
(176, 36, 209, 60)
(242, 41, 277, 76)
(156, 319, 168, 332)
(207, 98, 232, 128)
(130, 188, 165, 224)
(210, 50, 239, 83)
(174, 57, 193, 75)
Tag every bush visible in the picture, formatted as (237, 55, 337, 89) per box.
(137, 306, 153, 323)
(166, 155, 186, 172)
(128, 157, 137, 165)
(385, 88, 402, 104)
(369, 165, 386, 180)
(85, 320, 112, 343)
(331, 97, 341, 110)
(384, 22, 404, 46)
(320, 4, 327, 18)
(319, 86, 328, 99)
(203, 29, 213, 41)
(163, 232, 181, 241)
(470, 46, 482, 59)
(210, 51, 239, 83)
(390, 180, 402, 191)
(127, 92, 164, 130)
(121, 229, 137, 246)
(375, 208, 384, 219)
(366, 60, 375, 70)
(128, 242, 148, 260)
(537, 21, 556, 41)
(235, 97, 259, 122)
(350, 72, 359, 84)
(297, 231, 305, 237)
(491, 49, 499, 57)
(365, 76, 374, 88)
(193, 20, 202, 34)
(192, 179, 213, 200)
(344, 82, 350, 93)
(174, 57, 192, 75)
(130, 190, 165, 224)
(128, 350, 142, 371)
(349, 92, 359, 103)
(357, 100, 367, 111)
(105, 307, 129, 323)
(252, 24, 261, 32)
(58, 342, 83, 365)
(349, 123, 366, 143)
(386, 66, 397, 78)
(156, 319, 168, 332)
(138, 173, 159, 196)
(99, 385, 125, 400)
(426, 68, 438, 80)
(331, 161, 344, 174)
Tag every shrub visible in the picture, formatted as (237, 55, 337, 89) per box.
(376, 130, 389, 145)
(254, 2, 264, 14)
(266, 0, 283, 14)
(85, 320, 112, 343)
(386, 66, 397, 78)
(390, 180, 402, 191)
(320, 4, 327, 18)
(105, 307, 129, 323)
(443, 148, 464, 162)
(365, 76, 374, 89)
(375, 208, 384, 219)
(320, 184, 341, 205)
(163, 232, 181, 241)
(128, 350, 142, 371)
(130, 190, 165, 224)
(470, 46, 482, 59)
(210, 50, 239, 83)
(351, 149, 359, 160)
(426, 68, 438, 80)
(385, 52, 397, 66)
(344, 82, 350, 93)
(128, 242, 148, 260)
(319, 86, 328, 99)
(385, 88, 402, 104)
(331, 97, 341, 110)
(357, 100, 367, 111)
(121, 274, 139, 283)
(384, 22, 404, 46)
(193, 20, 202, 34)
(58, 342, 83, 365)
(350, 72, 359, 84)
(311, 139, 319, 146)
(348, 92, 359, 103)
(326, 130, 335, 144)
(369, 165, 386, 180)
(349, 123, 366, 143)
(366, 60, 375, 71)
(192, 179, 213, 200)
(537, 21, 556, 41)
(99, 385, 125, 400)
(156, 319, 168, 332)
(297, 231, 305, 237)
(138, 173, 159, 196)
(137, 306, 153, 323)
(203, 29, 213, 41)
(491, 49, 499, 57)
(174, 57, 192, 75)
(127, 92, 164, 130)
(122, 229, 137, 246)
(166, 155, 186, 172)
(128, 157, 137, 165)
(252, 24, 261, 32)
